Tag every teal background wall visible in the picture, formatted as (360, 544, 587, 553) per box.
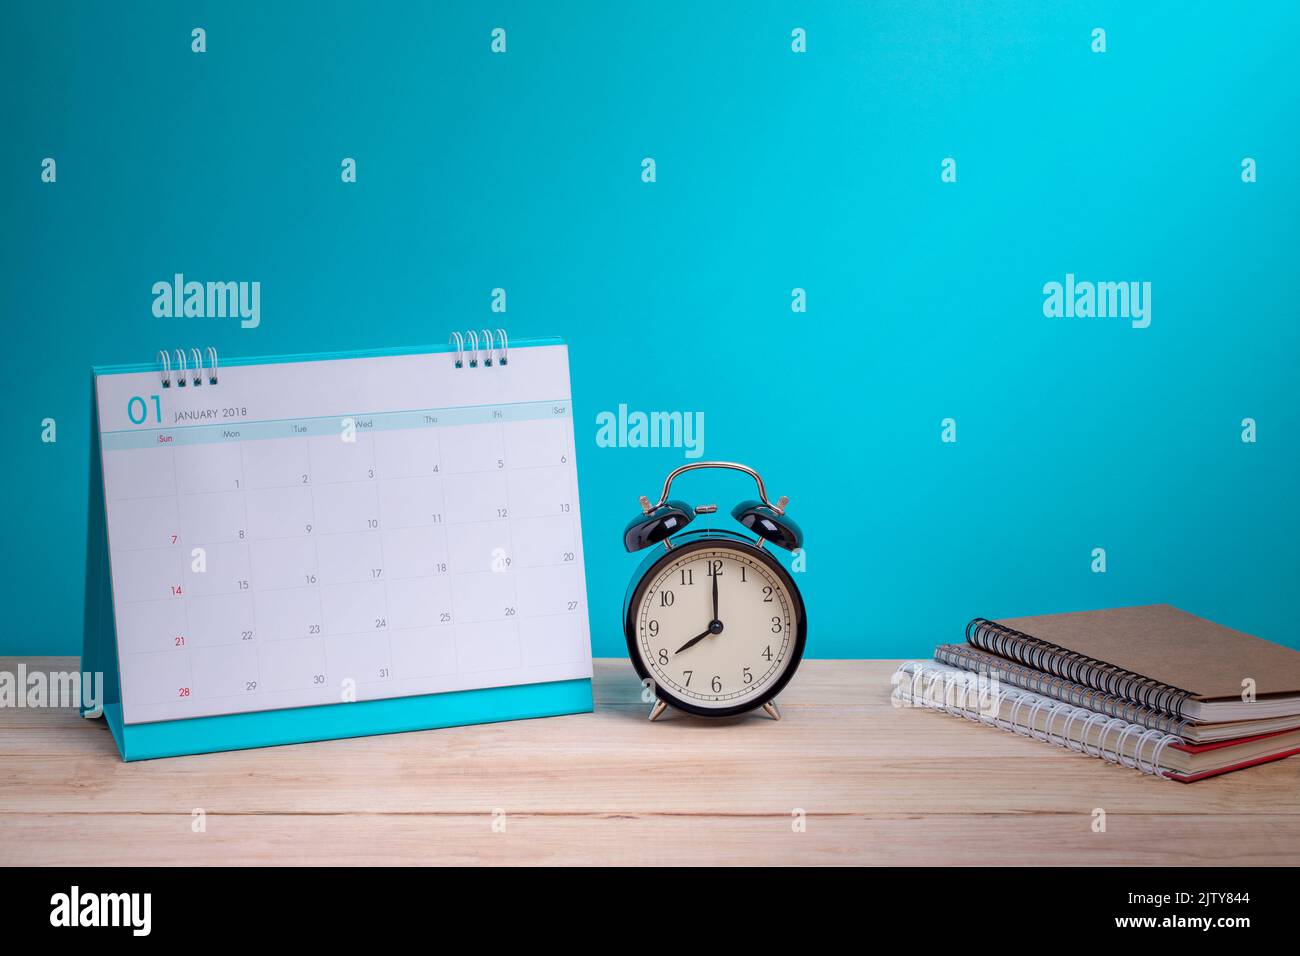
(4, 2, 1298, 658)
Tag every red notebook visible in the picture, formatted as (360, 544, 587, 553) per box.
(1166, 729, 1300, 783)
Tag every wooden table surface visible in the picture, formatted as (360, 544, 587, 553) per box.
(1, 656, 1297, 866)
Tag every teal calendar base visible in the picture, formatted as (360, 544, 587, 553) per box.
(95, 679, 593, 761)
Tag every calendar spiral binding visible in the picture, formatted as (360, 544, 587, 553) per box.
(965, 617, 1196, 720)
(448, 328, 509, 369)
(892, 661, 1185, 780)
(157, 347, 219, 388)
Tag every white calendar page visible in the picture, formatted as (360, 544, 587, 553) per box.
(94, 344, 592, 725)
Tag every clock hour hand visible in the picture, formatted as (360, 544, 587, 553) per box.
(675, 616, 724, 655)
(675, 628, 713, 655)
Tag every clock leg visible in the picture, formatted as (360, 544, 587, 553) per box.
(762, 700, 781, 721)
(648, 698, 668, 722)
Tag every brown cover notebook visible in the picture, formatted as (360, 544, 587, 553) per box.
(966, 604, 1300, 721)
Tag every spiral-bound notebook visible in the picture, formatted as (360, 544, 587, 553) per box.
(966, 606, 1300, 722)
(893, 661, 1300, 782)
(933, 643, 1300, 743)
(82, 333, 593, 759)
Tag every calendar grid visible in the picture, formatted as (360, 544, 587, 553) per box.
(499, 419, 522, 671)
(95, 346, 592, 726)
(302, 437, 331, 698)
(368, 428, 396, 693)
(235, 440, 262, 701)
(171, 438, 196, 700)
(438, 433, 462, 679)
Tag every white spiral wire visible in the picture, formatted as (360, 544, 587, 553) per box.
(449, 329, 510, 369)
(159, 347, 220, 387)
(894, 662, 1182, 779)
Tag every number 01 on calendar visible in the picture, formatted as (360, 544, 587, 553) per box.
(82, 334, 594, 759)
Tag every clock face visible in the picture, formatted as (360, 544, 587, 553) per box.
(629, 539, 804, 715)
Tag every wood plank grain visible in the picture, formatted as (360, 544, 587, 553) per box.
(2, 657, 1298, 865)
(1, 812, 1296, 866)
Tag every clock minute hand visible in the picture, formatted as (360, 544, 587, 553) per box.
(711, 567, 719, 622)
(675, 628, 713, 655)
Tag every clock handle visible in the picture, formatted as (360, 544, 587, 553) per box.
(645, 461, 787, 515)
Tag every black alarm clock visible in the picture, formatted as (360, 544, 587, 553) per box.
(622, 461, 806, 720)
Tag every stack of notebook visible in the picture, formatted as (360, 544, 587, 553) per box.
(894, 605, 1300, 781)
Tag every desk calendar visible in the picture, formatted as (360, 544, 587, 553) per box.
(82, 334, 594, 759)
